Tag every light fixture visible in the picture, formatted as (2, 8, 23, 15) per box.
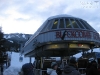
(78, 44, 83, 47)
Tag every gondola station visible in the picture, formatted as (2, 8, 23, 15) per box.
(20, 14, 100, 75)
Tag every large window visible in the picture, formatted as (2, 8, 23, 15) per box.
(65, 19, 72, 28)
(45, 20, 53, 31)
(41, 20, 53, 32)
(70, 19, 79, 28)
(79, 20, 90, 29)
(52, 19, 58, 29)
(59, 19, 64, 28)
(75, 19, 85, 29)
(83, 21, 96, 31)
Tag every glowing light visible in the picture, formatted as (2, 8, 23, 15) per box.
(54, 21, 58, 24)
(78, 44, 83, 47)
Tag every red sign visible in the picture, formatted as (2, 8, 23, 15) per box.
(55, 30, 100, 40)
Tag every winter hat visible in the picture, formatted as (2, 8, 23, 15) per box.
(21, 63, 34, 75)
(51, 62, 57, 68)
(69, 57, 77, 64)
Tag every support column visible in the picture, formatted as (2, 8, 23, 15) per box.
(40, 57, 43, 69)
(29, 57, 32, 63)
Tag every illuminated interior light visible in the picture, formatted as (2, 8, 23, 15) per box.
(54, 21, 58, 24)
(55, 45, 57, 46)
(78, 44, 83, 47)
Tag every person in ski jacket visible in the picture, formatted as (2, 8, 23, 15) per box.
(86, 60, 99, 75)
(47, 62, 58, 75)
(62, 57, 81, 75)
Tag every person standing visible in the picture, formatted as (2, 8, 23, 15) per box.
(21, 63, 34, 75)
(56, 67, 62, 75)
(86, 60, 99, 75)
(47, 62, 58, 75)
(62, 57, 81, 75)
(98, 64, 100, 75)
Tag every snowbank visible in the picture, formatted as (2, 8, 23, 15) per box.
(11, 52, 34, 68)
(3, 66, 21, 75)
(3, 52, 35, 75)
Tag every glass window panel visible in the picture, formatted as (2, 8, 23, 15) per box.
(80, 20, 90, 29)
(75, 19, 85, 29)
(83, 21, 96, 31)
(46, 20, 53, 31)
(59, 19, 64, 28)
(41, 20, 53, 32)
(52, 19, 58, 29)
(70, 19, 79, 28)
(65, 19, 72, 28)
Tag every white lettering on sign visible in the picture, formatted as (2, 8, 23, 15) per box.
(55, 30, 100, 40)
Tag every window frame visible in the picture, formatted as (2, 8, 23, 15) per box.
(78, 19, 86, 29)
(51, 18, 59, 29)
(65, 18, 73, 28)
(70, 18, 80, 28)
(59, 18, 65, 29)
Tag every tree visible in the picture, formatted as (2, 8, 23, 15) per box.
(0, 27, 3, 39)
(0, 27, 6, 52)
(0, 27, 7, 74)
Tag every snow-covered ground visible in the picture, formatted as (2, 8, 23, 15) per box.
(3, 52, 34, 75)
(11, 52, 34, 68)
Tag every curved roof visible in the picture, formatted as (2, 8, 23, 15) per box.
(24, 14, 97, 46)
(21, 14, 100, 57)
(39, 14, 97, 33)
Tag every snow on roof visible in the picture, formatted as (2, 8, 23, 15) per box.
(47, 14, 74, 20)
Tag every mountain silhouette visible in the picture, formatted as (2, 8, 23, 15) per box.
(4, 33, 32, 52)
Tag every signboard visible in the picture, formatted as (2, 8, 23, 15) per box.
(19, 56, 23, 62)
(55, 29, 100, 40)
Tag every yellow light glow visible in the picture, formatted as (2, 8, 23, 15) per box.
(69, 44, 89, 49)
(55, 45, 57, 46)
(54, 21, 58, 24)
